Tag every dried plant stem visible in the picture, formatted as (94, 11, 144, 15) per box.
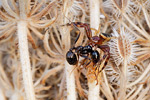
(0, 89, 6, 100)
(90, 0, 100, 32)
(62, 1, 76, 99)
(0, 54, 12, 89)
(88, 0, 100, 100)
(1, 0, 18, 18)
(58, 73, 66, 99)
(119, 58, 127, 100)
(65, 62, 76, 100)
(136, 85, 150, 100)
(41, 65, 64, 84)
(64, 26, 76, 99)
(102, 72, 114, 100)
(122, 13, 150, 39)
(127, 85, 143, 100)
(125, 86, 136, 99)
(121, 20, 143, 39)
(127, 63, 150, 88)
(142, 7, 150, 29)
(17, 21, 36, 100)
(88, 82, 101, 100)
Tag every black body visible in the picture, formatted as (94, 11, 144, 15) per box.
(66, 45, 100, 66)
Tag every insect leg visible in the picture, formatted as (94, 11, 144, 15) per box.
(91, 24, 101, 35)
(65, 22, 92, 40)
(97, 45, 110, 73)
(74, 31, 81, 44)
(80, 54, 92, 67)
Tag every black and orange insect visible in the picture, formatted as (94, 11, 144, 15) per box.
(66, 22, 111, 84)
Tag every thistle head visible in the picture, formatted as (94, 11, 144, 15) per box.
(109, 27, 138, 66)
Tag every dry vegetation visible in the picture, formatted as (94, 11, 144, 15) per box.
(0, 0, 150, 100)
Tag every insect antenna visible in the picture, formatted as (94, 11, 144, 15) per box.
(64, 15, 80, 31)
(64, 15, 82, 45)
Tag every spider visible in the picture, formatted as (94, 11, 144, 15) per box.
(66, 22, 111, 84)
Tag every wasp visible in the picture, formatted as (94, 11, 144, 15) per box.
(66, 22, 111, 84)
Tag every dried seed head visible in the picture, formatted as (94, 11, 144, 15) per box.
(109, 27, 138, 66)
(69, 0, 83, 16)
(103, 0, 134, 17)
(63, 0, 83, 16)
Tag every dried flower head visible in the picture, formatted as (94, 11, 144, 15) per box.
(103, 0, 135, 17)
(69, 0, 83, 16)
(109, 27, 138, 66)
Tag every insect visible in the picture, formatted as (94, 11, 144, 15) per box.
(66, 45, 100, 66)
(66, 22, 111, 84)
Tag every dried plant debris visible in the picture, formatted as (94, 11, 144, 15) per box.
(0, 0, 150, 100)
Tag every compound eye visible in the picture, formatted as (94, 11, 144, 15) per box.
(91, 50, 100, 64)
(66, 51, 78, 65)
